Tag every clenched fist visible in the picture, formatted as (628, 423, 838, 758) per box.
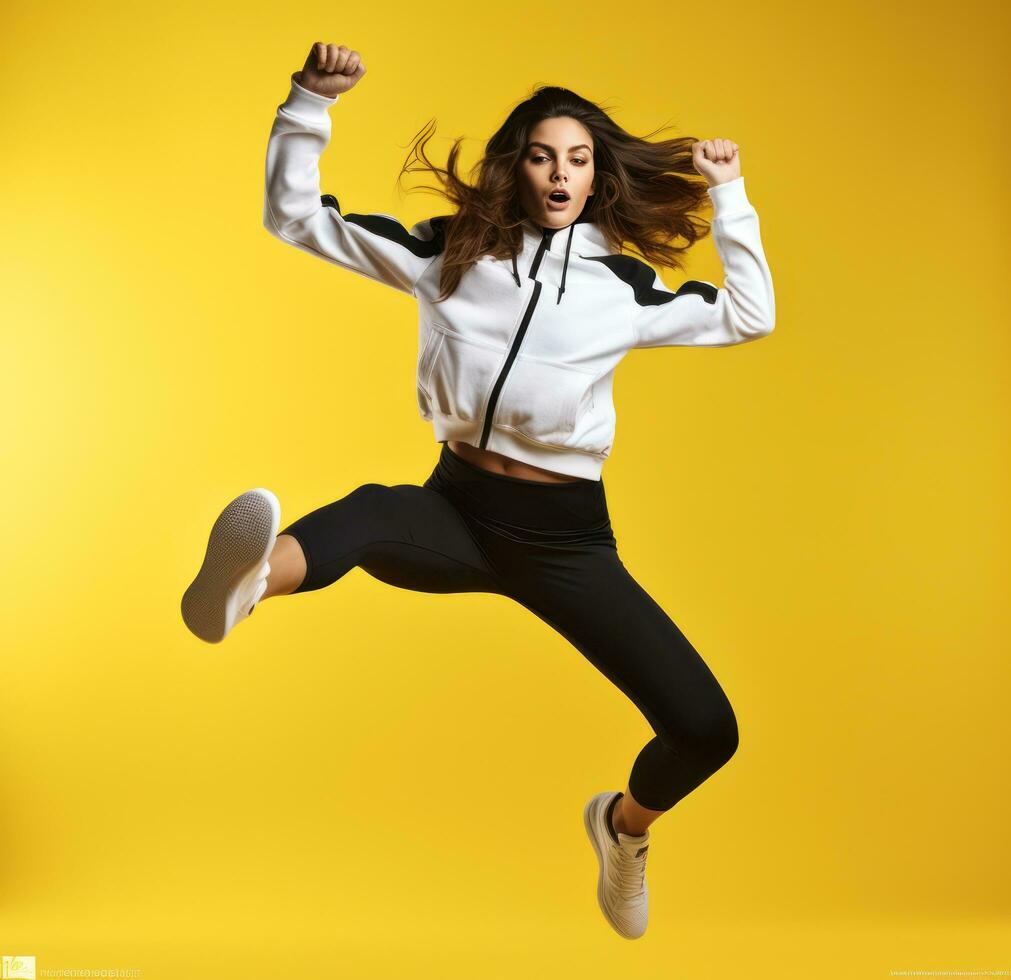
(692, 139, 741, 188)
(294, 43, 366, 98)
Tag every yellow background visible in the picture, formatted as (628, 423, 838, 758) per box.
(2, 0, 1008, 976)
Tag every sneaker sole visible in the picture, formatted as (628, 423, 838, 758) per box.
(583, 791, 643, 940)
(181, 488, 281, 644)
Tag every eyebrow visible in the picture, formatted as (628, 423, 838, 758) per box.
(526, 141, 593, 155)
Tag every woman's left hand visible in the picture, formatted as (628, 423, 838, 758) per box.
(692, 139, 741, 187)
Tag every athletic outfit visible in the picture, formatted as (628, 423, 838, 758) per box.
(260, 76, 776, 814)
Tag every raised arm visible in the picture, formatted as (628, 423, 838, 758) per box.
(630, 141, 775, 348)
(262, 43, 444, 297)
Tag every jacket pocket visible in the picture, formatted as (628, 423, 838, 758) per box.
(415, 328, 444, 419)
(417, 328, 444, 395)
(494, 354, 596, 445)
(427, 323, 507, 423)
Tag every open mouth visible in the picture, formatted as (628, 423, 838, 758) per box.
(547, 189, 570, 208)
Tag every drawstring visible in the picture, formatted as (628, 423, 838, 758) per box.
(510, 221, 576, 302)
(557, 223, 574, 305)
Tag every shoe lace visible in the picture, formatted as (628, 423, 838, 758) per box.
(609, 843, 647, 901)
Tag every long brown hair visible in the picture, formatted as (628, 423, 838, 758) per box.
(395, 84, 713, 303)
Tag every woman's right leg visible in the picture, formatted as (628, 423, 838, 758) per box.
(264, 482, 502, 599)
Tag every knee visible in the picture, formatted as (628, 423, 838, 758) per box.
(344, 482, 396, 517)
(348, 482, 390, 501)
(662, 698, 739, 771)
(711, 703, 740, 766)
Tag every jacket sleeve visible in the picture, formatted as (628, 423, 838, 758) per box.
(263, 74, 443, 297)
(630, 176, 776, 348)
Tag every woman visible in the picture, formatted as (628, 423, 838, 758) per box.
(182, 41, 775, 939)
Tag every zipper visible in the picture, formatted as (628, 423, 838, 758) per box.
(478, 228, 555, 449)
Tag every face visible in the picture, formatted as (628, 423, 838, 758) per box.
(516, 116, 596, 230)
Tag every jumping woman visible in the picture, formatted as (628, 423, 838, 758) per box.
(181, 41, 775, 939)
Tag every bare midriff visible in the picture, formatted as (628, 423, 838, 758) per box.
(446, 440, 582, 483)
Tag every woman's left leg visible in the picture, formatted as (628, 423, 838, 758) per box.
(505, 544, 740, 823)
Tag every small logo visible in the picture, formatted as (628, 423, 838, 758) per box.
(2, 956, 36, 979)
(635, 845, 649, 858)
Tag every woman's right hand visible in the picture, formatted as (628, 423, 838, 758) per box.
(294, 43, 366, 98)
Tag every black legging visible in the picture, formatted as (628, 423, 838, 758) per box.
(278, 443, 739, 811)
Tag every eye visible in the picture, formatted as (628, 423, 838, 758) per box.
(531, 155, 588, 165)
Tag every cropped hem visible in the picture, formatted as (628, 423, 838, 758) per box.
(429, 413, 606, 481)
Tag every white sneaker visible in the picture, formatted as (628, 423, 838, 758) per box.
(181, 488, 281, 644)
(583, 791, 650, 939)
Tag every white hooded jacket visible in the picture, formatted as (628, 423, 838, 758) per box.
(264, 75, 776, 480)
